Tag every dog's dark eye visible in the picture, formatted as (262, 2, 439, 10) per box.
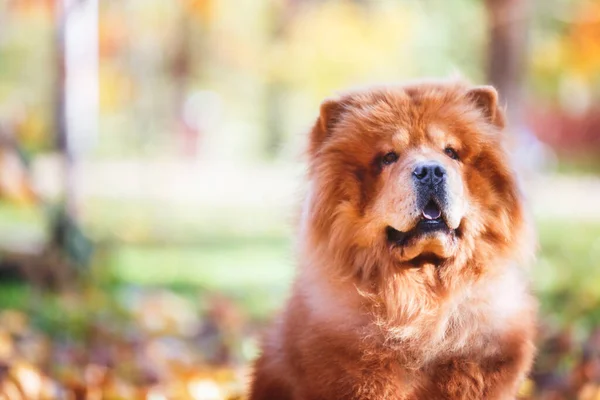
(381, 152, 398, 166)
(444, 147, 459, 160)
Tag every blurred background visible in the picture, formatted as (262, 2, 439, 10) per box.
(0, 0, 599, 398)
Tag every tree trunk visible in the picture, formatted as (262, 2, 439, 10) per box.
(485, 0, 530, 129)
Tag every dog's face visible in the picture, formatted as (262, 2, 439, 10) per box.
(305, 82, 529, 287)
(371, 126, 467, 263)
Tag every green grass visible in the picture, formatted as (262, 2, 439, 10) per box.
(534, 219, 600, 331)
(107, 237, 294, 318)
(554, 155, 600, 175)
(110, 242, 292, 289)
(0, 281, 33, 309)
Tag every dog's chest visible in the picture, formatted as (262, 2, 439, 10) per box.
(427, 266, 531, 357)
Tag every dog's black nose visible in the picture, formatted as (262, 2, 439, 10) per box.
(413, 161, 446, 186)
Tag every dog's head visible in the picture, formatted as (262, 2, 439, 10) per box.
(303, 81, 531, 296)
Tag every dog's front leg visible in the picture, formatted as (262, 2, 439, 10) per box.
(415, 338, 535, 400)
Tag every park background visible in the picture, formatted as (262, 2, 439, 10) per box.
(1, 0, 600, 398)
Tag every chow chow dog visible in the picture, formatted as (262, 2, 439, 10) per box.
(249, 80, 537, 400)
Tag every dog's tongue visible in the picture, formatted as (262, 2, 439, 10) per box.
(422, 201, 441, 220)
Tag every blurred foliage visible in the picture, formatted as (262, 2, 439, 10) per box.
(0, 1, 55, 157)
(2, 0, 599, 161)
(530, 0, 600, 105)
(0, 288, 249, 399)
(534, 220, 600, 333)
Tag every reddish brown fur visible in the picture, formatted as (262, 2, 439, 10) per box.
(249, 80, 537, 400)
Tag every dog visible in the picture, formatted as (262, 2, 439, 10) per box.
(249, 80, 537, 400)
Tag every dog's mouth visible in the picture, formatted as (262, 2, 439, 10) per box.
(386, 200, 453, 246)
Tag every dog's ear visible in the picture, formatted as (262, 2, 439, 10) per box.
(309, 97, 350, 156)
(466, 85, 505, 128)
